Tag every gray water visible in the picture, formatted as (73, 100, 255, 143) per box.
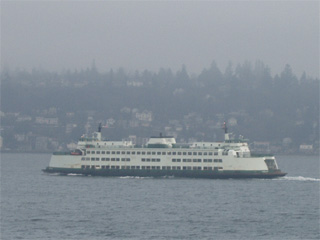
(1, 153, 319, 240)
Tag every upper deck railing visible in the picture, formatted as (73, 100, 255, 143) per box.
(250, 153, 274, 157)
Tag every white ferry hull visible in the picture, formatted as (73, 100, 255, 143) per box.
(43, 167, 286, 179)
(43, 154, 286, 179)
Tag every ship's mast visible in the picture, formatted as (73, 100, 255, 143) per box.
(222, 121, 230, 141)
(95, 123, 102, 141)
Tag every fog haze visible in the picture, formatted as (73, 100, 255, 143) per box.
(1, 1, 319, 77)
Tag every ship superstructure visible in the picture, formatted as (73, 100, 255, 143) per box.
(43, 123, 286, 179)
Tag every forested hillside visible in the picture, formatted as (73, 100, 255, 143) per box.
(1, 61, 319, 153)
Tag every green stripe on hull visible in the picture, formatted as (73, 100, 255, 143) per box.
(43, 167, 286, 179)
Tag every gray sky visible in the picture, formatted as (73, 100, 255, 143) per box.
(1, 1, 319, 78)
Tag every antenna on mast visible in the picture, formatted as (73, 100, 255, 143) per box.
(222, 121, 228, 134)
(95, 123, 102, 141)
(222, 121, 229, 141)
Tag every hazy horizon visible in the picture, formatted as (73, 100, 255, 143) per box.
(1, 1, 319, 78)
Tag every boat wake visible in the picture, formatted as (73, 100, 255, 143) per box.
(274, 176, 320, 182)
(119, 176, 154, 179)
(119, 176, 175, 179)
(67, 173, 83, 176)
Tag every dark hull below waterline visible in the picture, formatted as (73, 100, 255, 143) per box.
(43, 168, 287, 179)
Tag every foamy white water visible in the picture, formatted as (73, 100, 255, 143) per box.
(119, 176, 153, 179)
(67, 173, 83, 176)
(275, 176, 320, 182)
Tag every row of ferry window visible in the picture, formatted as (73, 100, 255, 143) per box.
(81, 157, 130, 161)
(81, 165, 223, 170)
(172, 158, 223, 163)
(81, 157, 223, 163)
(86, 150, 218, 156)
(141, 158, 161, 162)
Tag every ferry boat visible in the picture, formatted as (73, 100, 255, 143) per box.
(43, 123, 286, 179)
